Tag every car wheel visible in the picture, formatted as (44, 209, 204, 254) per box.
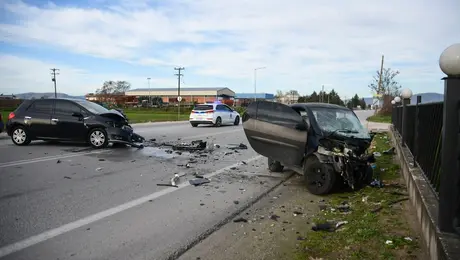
(303, 156, 336, 195)
(354, 165, 374, 190)
(11, 126, 31, 146)
(88, 128, 109, 149)
(191, 123, 198, 127)
(268, 157, 284, 172)
(214, 117, 222, 127)
(234, 116, 240, 125)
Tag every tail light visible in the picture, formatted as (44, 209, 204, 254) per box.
(206, 110, 214, 114)
(8, 112, 15, 120)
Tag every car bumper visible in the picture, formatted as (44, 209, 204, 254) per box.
(106, 126, 145, 144)
(189, 120, 215, 125)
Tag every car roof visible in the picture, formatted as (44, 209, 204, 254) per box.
(291, 102, 350, 110)
(32, 98, 87, 102)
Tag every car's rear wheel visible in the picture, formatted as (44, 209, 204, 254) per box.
(268, 157, 284, 172)
(214, 117, 222, 127)
(303, 156, 336, 195)
(11, 126, 31, 146)
(88, 128, 108, 149)
(191, 123, 198, 127)
(234, 116, 240, 125)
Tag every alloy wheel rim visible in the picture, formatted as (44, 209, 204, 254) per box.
(13, 129, 26, 144)
(90, 131, 105, 147)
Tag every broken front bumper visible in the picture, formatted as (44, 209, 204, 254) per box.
(106, 125, 145, 146)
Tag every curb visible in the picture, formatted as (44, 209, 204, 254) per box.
(130, 120, 189, 126)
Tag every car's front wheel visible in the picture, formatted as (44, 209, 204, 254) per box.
(303, 156, 336, 195)
(11, 126, 31, 146)
(88, 128, 109, 149)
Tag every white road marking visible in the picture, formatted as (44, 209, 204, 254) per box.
(0, 155, 264, 258)
(0, 150, 109, 168)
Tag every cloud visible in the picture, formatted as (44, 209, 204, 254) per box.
(0, 0, 459, 97)
(0, 54, 176, 95)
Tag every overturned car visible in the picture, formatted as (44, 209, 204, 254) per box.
(6, 98, 145, 149)
(242, 101, 375, 195)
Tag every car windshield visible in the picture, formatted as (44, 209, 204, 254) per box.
(311, 107, 369, 138)
(75, 100, 110, 114)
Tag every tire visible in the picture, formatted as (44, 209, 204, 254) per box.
(234, 116, 240, 125)
(303, 156, 336, 195)
(191, 123, 198, 127)
(268, 157, 284, 172)
(88, 128, 109, 149)
(214, 117, 222, 127)
(11, 126, 31, 146)
(354, 165, 374, 190)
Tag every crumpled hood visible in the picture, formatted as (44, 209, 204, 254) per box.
(99, 110, 126, 121)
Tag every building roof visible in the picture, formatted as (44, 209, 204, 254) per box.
(128, 87, 226, 92)
(235, 93, 275, 99)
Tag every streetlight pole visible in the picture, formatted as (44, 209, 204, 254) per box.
(254, 67, 266, 101)
(147, 77, 151, 106)
(438, 43, 460, 234)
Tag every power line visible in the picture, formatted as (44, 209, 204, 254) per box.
(50, 68, 60, 98)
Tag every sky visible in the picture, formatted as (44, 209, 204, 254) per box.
(0, 0, 459, 98)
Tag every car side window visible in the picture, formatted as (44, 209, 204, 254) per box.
(54, 101, 82, 115)
(257, 102, 303, 128)
(27, 100, 54, 114)
(222, 105, 233, 111)
(216, 105, 224, 111)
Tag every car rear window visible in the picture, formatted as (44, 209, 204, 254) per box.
(194, 105, 213, 111)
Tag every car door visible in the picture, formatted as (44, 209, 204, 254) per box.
(222, 105, 234, 124)
(23, 99, 54, 138)
(242, 100, 308, 167)
(215, 105, 227, 124)
(52, 100, 87, 141)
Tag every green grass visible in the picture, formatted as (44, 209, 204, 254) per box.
(1, 109, 13, 124)
(125, 111, 190, 123)
(367, 114, 392, 123)
(295, 132, 420, 260)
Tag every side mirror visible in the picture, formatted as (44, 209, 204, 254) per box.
(72, 112, 83, 118)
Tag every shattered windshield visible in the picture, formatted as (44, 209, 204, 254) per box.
(311, 107, 369, 138)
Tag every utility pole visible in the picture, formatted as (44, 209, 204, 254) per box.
(321, 85, 325, 103)
(50, 68, 60, 98)
(376, 55, 385, 114)
(147, 77, 151, 106)
(174, 67, 184, 120)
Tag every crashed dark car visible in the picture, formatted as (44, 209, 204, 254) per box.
(242, 101, 375, 195)
(6, 98, 145, 148)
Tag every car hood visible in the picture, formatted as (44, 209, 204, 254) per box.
(99, 110, 126, 121)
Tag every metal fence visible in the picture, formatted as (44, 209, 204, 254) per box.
(392, 101, 444, 193)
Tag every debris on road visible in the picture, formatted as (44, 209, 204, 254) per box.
(98, 158, 105, 161)
(189, 178, 210, 186)
(227, 143, 248, 150)
(96, 167, 103, 171)
(171, 174, 180, 186)
(56, 159, 61, 164)
(172, 140, 207, 151)
(233, 217, 248, 223)
(64, 176, 72, 179)
(156, 183, 179, 188)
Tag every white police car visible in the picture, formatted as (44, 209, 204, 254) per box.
(189, 102, 241, 127)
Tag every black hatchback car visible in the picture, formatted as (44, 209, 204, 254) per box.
(6, 98, 144, 148)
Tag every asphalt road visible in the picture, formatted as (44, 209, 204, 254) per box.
(0, 109, 376, 260)
(0, 122, 293, 260)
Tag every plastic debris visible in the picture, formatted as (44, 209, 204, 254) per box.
(189, 178, 210, 186)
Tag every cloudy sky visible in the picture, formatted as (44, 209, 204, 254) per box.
(0, 0, 459, 98)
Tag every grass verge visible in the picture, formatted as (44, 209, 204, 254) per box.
(367, 114, 392, 123)
(1, 109, 13, 124)
(295, 132, 421, 260)
(125, 111, 189, 123)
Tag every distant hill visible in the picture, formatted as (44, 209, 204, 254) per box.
(363, 92, 444, 106)
(12, 92, 86, 100)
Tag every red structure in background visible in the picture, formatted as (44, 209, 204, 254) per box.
(85, 94, 138, 107)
